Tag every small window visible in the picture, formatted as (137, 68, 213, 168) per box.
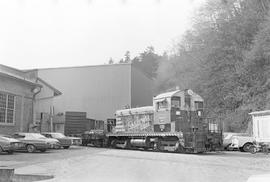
(171, 97, 181, 108)
(0, 92, 15, 124)
(195, 101, 203, 110)
(184, 95, 191, 108)
(157, 99, 168, 110)
(13, 134, 25, 138)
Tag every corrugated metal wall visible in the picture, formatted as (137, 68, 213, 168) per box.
(38, 64, 132, 122)
(131, 66, 153, 108)
(64, 111, 87, 135)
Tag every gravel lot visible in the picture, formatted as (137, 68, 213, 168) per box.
(1, 146, 270, 182)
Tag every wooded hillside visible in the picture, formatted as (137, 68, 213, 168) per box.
(155, 0, 270, 132)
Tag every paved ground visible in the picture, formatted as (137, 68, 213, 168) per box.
(1, 146, 270, 182)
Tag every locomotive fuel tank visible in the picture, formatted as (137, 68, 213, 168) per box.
(130, 139, 147, 147)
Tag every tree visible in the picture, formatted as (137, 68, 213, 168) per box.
(108, 57, 114, 64)
(132, 46, 162, 79)
(124, 51, 131, 63)
(155, 0, 270, 132)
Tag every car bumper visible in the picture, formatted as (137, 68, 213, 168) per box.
(59, 139, 72, 147)
(46, 143, 61, 149)
(1, 145, 15, 152)
(72, 140, 82, 145)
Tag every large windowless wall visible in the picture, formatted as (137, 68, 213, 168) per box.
(37, 64, 133, 121)
(131, 66, 153, 108)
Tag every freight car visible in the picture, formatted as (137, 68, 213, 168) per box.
(83, 89, 223, 153)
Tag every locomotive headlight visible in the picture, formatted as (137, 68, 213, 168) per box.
(176, 111, 181, 115)
(198, 111, 202, 116)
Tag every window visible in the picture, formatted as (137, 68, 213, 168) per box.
(13, 134, 25, 138)
(195, 101, 203, 110)
(157, 99, 168, 110)
(184, 95, 191, 108)
(171, 97, 181, 108)
(0, 92, 15, 124)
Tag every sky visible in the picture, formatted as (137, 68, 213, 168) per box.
(0, 0, 205, 69)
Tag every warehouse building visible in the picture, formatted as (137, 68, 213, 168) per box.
(0, 64, 61, 134)
(32, 63, 153, 132)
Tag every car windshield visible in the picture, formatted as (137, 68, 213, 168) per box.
(51, 133, 66, 138)
(224, 134, 233, 140)
(26, 133, 47, 139)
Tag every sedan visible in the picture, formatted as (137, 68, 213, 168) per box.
(42, 132, 72, 149)
(12, 133, 50, 153)
(16, 133, 61, 149)
(42, 132, 81, 149)
(0, 135, 23, 154)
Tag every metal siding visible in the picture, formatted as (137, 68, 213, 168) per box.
(37, 64, 132, 121)
(64, 111, 88, 135)
(131, 66, 153, 108)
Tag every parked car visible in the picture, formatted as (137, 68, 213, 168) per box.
(11, 133, 51, 153)
(0, 135, 23, 154)
(230, 135, 254, 152)
(223, 132, 250, 150)
(42, 132, 73, 149)
(22, 133, 61, 149)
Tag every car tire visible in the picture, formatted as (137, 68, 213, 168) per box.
(243, 143, 253, 152)
(7, 150, 14, 154)
(26, 144, 36, 153)
(40, 149, 46, 153)
(249, 145, 257, 154)
(63, 146, 70, 149)
(225, 144, 231, 151)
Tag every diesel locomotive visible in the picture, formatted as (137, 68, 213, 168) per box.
(82, 89, 223, 153)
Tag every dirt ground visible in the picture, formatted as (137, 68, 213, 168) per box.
(1, 146, 270, 182)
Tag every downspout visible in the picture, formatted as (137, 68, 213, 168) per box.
(31, 87, 41, 132)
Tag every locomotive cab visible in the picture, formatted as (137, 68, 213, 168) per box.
(153, 89, 209, 152)
(153, 89, 204, 133)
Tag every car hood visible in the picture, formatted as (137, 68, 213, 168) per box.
(17, 138, 47, 143)
(44, 138, 59, 143)
(0, 137, 20, 143)
(66, 137, 81, 140)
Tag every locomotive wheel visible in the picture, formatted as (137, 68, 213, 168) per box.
(110, 140, 117, 148)
(175, 142, 185, 153)
(153, 142, 160, 152)
(123, 140, 130, 149)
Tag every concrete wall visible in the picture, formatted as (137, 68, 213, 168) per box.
(131, 66, 153, 108)
(0, 76, 34, 134)
(37, 64, 132, 121)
